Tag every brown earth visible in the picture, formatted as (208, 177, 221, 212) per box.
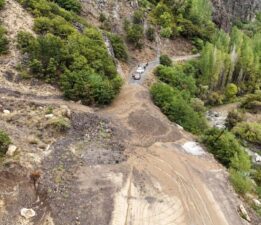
(0, 1, 259, 225)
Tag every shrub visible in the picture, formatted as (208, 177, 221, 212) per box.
(155, 65, 197, 96)
(225, 83, 238, 100)
(146, 27, 155, 41)
(0, 130, 11, 155)
(54, 0, 81, 13)
(225, 110, 244, 130)
(0, 0, 5, 9)
(240, 93, 261, 113)
(150, 83, 208, 134)
(159, 55, 172, 66)
(190, 98, 206, 113)
(108, 33, 128, 62)
(232, 122, 261, 145)
(133, 10, 144, 24)
(207, 92, 224, 105)
(229, 170, 253, 195)
(202, 128, 249, 167)
(0, 26, 8, 54)
(126, 24, 144, 48)
(48, 116, 71, 132)
(160, 26, 173, 38)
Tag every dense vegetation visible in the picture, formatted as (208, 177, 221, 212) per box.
(0, 0, 8, 54)
(17, 0, 122, 105)
(0, 130, 11, 156)
(151, 63, 208, 134)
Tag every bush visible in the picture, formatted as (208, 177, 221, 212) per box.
(126, 23, 144, 48)
(159, 55, 172, 66)
(190, 98, 206, 113)
(225, 110, 244, 130)
(229, 170, 253, 195)
(150, 83, 208, 134)
(0, 26, 8, 54)
(0, 0, 5, 9)
(155, 65, 197, 96)
(60, 68, 122, 105)
(202, 128, 249, 167)
(133, 10, 144, 24)
(54, 0, 81, 13)
(0, 130, 11, 155)
(207, 92, 224, 105)
(146, 27, 155, 41)
(240, 93, 261, 113)
(47, 116, 71, 132)
(108, 33, 128, 62)
(232, 122, 261, 145)
(225, 83, 238, 100)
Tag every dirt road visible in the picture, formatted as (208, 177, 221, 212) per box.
(101, 82, 248, 225)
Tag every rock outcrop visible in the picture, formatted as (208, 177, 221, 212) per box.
(211, 0, 261, 31)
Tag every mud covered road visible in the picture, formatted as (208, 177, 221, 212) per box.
(0, 0, 255, 224)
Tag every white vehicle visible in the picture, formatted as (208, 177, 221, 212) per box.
(136, 66, 145, 73)
(133, 73, 141, 80)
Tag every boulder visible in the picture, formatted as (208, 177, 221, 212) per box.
(238, 204, 251, 222)
(45, 114, 54, 119)
(3, 109, 10, 114)
(20, 208, 36, 219)
(6, 145, 17, 156)
(253, 199, 261, 207)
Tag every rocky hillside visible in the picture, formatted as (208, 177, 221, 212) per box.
(212, 0, 261, 30)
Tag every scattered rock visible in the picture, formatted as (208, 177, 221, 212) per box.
(45, 114, 54, 118)
(6, 145, 17, 156)
(20, 208, 36, 219)
(238, 204, 251, 222)
(3, 109, 10, 114)
(61, 105, 71, 118)
(253, 199, 261, 207)
(254, 153, 261, 162)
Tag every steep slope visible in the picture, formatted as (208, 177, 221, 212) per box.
(212, 0, 261, 30)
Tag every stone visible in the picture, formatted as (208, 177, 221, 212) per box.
(253, 199, 261, 207)
(3, 109, 10, 114)
(238, 204, 251, 222)
(61, 105, 71, 118)
(20, 208, 36, 219)
(6, 145, 17, 156)
(45, 114, 54, 118)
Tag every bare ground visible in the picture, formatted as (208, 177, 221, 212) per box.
(0, 0, 259, 225)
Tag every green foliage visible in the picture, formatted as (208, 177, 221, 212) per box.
(0, 25, 8, 54)
(240, 93, 261, 113)
(54, 0, 81, 13)
(202, 128, 250, 168)
(190, 98, 206, 113)
(159, 55, 172, 66)
(232, 122, 261, 145)
(225, 110, 244, 130)
(150, 82, 208, 134)
(133, 10, 144, 24)
(229, 169, 253, 195)
(0, 0, 5, 9)
(125, 23, 144, 48)
(0, 130, 11, 156)
(225, 83, 238, 100)
(108, 33, 128, 62)
(48, 116, 71, 132)
(155, 65, 197, 96)
(146, 27, 155, 41)
(34, 16, 76, 38)
(17, 1, 122, 105)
